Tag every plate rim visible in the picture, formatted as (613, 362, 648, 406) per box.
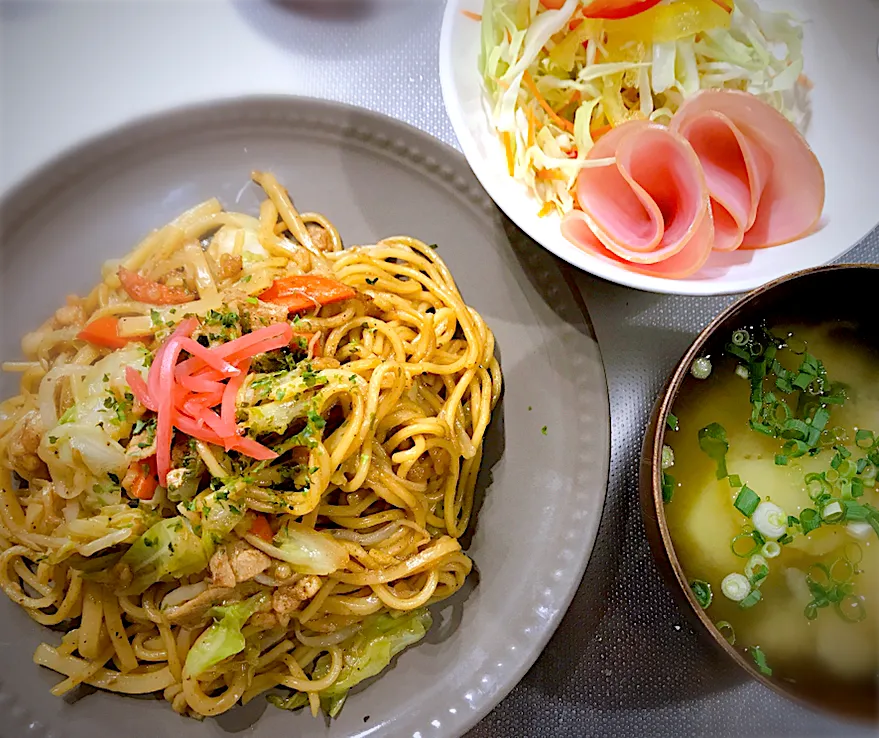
(0, 93, 612, 738)
(437, 0, 878, 297)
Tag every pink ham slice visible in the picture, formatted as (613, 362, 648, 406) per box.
(561, 120, 713, 278)
(671, 90, 824, 250)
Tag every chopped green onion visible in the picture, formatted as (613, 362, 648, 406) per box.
(781, 418, 811, 441)
(698, 423, 729, 480)
(822, 500, 844, 523)
(805, 473, 829, 500)
(835, 595, 867, 623)
(661, 471, 675, 504)
(810, 407, 830, 432)
(753, 501, 787, 538)
(787, 515, 800, 528)
(690, 580, 713, 609)
(751, 530, 766, 547)
(800, 508, 821, 534)
(731, 329, 750, 346)
(836, 458, 857, 480)
(855, 429, 875, 449)
(761, 541, 781, 559)
(728, 475, 743, 488)
(851, 478, 864, 498)
(841, 500, 869, 521)
(733, 486, 760, 517)
(825, 467, 840, 484)
(777, 533, 794, 545)
(715, 620, 735, 645)
(661, 445, 675, 470)
(856, 458, 869, 475)
(691, 357, 712, 380)
(739, 590, 763, 609)
(830, 558, 853, 584)
(745, 555, 769, 585)
(735, 365, 750, 380)
(721, 573, 751, 602)
(844, 542, 863, 565)
(731, 534, 759, 558)
(666, 413, 679, 432)
(750, 646, 772, 676)
(774, 455, 788, 466)
(782, 439, 809, 458)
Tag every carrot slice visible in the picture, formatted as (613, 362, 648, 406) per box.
(249, 514, 274, 543)
(78, 316, 147, 350)
(260, 275, 356, 314)
(127, 456, 158, 500)
(461, 9, 481, 21)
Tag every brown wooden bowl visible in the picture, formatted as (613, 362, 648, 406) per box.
(640, 263, 879, 724)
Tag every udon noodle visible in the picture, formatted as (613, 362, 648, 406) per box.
(0, 172, 501, 718)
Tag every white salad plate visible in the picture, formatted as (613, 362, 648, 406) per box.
(439, 0, 879, 295)
(0, 97, 610, 738)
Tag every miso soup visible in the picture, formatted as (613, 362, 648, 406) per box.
(665, 321, 879, 714)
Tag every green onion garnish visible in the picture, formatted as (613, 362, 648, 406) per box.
(733, 486, 760, 517)
(851, 478, 864, 498)
(691, 357, 712, 380)
(666, 413, 679, 432)
(777, 533, 794, 545)
(715, 620, 736, 645)
(751, 530, 766, 547)
(822, 500, 845, 523)
(731, 534, 759, 558)
(739, 590, 763, 609)
(800, 508, 821, 534)
(774, 455, 788, 466)
(855, 429, 875, 449)
(661, 471, 675, 504)
(698, 423, 729, 479)
(805, 473, 829, 501)
(728, 474, 743, 488)
(750, 646, 772, 676)
(836, 595, 867, 623)
(690, 580, 713, 609)
(731, 329, 750, 346)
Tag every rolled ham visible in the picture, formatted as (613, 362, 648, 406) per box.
(561, 120, 714, 278)
(670, 90, 825, 250)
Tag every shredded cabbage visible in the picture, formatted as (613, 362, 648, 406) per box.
(481, 0, 808, 214)
(120, 515, 212, 594)
(183, 593, 269, 678)
(308, 609, 432, 718)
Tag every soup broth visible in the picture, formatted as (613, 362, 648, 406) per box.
(665, 321, 879, 710)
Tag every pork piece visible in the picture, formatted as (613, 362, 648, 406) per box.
(7, 409, 48, 481)
(272, 575, 321, 616)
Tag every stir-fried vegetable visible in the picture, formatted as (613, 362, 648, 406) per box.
(260, 275, 356, 314)
(308, 609, 433, 717)
(248, 519, 349, 575)
(120, 516, 212, 594)
(480, 0, 807, 213)
(183, 593, 269, 677)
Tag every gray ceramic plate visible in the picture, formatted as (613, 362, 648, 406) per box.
(0, 97, 609, 738)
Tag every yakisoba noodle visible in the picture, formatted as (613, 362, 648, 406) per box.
(0, 172, 501, 719)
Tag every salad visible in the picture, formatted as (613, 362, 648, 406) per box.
(479, 0, 809, 215)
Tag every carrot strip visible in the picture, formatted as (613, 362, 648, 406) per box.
(536, 169, 566, 181)
(461, 9, 482, 20)
(537, 202, 554, 217)
(707, 0, 733, 12)
(522, 71, 575, 134)
(502, 132, 515, 177)
(525, 105, 536, 148)
(78, 316, 147, 350)
(260, 275, 356, 315)
(591, 123, 614, 141)
(127, 456, 158, 500)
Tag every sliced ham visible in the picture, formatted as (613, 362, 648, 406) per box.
(561, 120, 713, 278)
(671, 90, 824, 250)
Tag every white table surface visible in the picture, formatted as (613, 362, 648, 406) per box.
(2, 2, 877, 737)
